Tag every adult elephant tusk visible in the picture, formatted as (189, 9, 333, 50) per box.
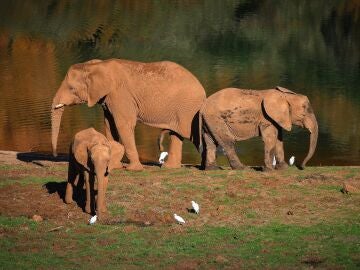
(54, 103, 64, 109)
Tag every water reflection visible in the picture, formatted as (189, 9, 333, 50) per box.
(0, 0, 359, 165)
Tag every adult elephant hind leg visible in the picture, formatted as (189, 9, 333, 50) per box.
(203, 132, 219, 170)
(162, 131, 183, 169)
(222, 141, 246, 170)
(207, 117, 246, 170)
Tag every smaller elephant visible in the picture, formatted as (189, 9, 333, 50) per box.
(65, 128, 124, 220)
(200, 86, 318, 171)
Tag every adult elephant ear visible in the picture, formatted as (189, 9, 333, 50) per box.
(263, 91, 292, 131)
(85, 61, 111, 107)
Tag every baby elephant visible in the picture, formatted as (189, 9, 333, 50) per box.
(200, 86, 318, 171)
(65, 128, 124, 220)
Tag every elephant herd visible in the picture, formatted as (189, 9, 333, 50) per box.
(51, 58, 318, 220)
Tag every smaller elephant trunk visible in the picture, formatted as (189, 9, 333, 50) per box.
(301, 113, 318, 169)
(51, 106, 65, 157)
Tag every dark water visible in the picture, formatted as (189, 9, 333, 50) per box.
(0, 0, 359, 166)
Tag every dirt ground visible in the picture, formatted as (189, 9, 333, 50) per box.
(1, 150, 359, 228)
(1, 151, 360, 269)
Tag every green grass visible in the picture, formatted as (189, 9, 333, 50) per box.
(1, 164, 360, 269)
(108, 203, 126, 217)
(0, 176, 62, 187)
(1, 216, 359, 269)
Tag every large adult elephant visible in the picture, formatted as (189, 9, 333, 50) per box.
(51, 59, 206, 171)
(200, 86, 318, 171)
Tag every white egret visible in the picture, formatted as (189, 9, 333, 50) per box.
(89, 215, 97, 225)
(289, 156, 295, 166)
(159, 151, 168, 164)
(272, 156, 276, 167)
(191, 201, 200, 214)
(174, 214, 185, 224)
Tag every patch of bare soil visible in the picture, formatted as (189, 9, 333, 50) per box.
(0, 181, 89, 225)
(0, 150, 360, 228)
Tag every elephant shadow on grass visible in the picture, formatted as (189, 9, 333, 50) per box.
(44, 175, 95, 215)
(16, 152, 68, 167)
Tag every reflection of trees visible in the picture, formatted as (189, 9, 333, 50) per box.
(0, 34, 58, 151)
(0, 0, 359, 163)
(321, 0, 360, 71)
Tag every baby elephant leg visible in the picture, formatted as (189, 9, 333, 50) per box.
(65, 157, 78, 204)
(84, 171, 92, 214)
(91, 146, 111, 220)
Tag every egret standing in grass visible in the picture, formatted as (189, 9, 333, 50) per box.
(159, 151, 168, 164)
(191, 201, 200, 214)
(174, 214, 185, 224)
(89, 215, 97, 225)
(272, 156, 276, 167)
(289, 156, 295, 166)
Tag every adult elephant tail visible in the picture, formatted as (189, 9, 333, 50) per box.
(158, 129, 170, 152)
(191, 102, 207, 154)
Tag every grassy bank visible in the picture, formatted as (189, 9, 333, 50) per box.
(0, 162, 359, 269)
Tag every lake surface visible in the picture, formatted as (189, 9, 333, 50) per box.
(0, 0, 359, 166)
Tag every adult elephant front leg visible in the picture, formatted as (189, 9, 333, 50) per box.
(274, 129, 288, 170)
(103, 108, 120, 142)
(115, 120, 144, 171)
(162, 132, 183, 169)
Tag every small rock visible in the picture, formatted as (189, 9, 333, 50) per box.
(215, 255, 228, 263)
(341, 182, 358, 194)
(287, 210, 294, 215)
(32, 215, 43, 222)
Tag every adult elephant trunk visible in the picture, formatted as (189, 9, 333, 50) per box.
(51, 105, 65, 157)
(301, 113, 318, 169)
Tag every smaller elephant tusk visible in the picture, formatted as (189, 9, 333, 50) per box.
(54, 103, 64, 109)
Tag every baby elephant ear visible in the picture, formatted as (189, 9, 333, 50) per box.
(263, 91, 292, 131)
(108, 141, 125, 171)
(73, 141, 90, 170)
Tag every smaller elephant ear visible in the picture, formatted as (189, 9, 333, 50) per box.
(73, 140, 90, 170)
(108, 141, 125, 171)
(263, 91, 292, 131)
(84, 62, 111, 107)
